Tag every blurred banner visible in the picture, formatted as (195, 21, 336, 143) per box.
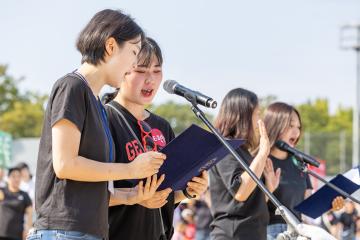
(0, 131, 12, 168)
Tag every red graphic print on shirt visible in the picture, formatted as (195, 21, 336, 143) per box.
(125, 128, 167, 161)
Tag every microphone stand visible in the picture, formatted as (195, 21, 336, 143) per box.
(184, 92, 304, 239)
(295, 157, 360, 205)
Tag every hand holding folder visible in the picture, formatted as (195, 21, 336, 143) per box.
(294, 167, 360, 219)
(156, 124, 244, 191)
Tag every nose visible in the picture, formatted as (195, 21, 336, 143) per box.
(145, 73, 153, 84)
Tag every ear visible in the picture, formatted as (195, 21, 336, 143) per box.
(105, 37, 117, 57)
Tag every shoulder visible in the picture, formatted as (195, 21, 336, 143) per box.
(19, 190, 30, 197)
(104, 102, 126, 127)
(237, 147, 253, 161)
(148, 112, 174, 133)
(19, 191, 32, 203)
(104, 101, 123, 116)
(51, 73, 88, 96)
(148, 112, 172, 128)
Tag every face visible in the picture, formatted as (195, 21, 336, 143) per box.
(279, 111, 301, 147)
(8, 170, 21, 189)
(119, 54, 163, 106)
(104, 36, 142, 88)
(20, 168, 31, 181)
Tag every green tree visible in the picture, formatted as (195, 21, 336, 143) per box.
(296, 99, 352, 174)
(0, 64, 47, 138)
(0, 65, 25, 115)
(150, 101, 213, 135)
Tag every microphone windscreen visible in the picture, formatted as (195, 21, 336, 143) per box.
(163, 80, 178, 94)
(275, 140, 287, 150)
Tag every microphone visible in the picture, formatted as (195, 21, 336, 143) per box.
(163, 80, 217, 108)
(275, 140, 320, 168)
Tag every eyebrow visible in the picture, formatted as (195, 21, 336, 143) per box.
(136, 64, 162, 68)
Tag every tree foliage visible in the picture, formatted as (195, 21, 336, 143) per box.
(150, 101, 213, 135)
(0, 65, 47, 138)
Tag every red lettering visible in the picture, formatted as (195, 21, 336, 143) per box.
(125, 142, 136, 161)
(125, 140, 144, 161)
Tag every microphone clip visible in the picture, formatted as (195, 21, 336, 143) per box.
(184, 91, 198, 106)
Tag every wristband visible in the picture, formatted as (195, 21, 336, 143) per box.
(182, 188, 196, 199)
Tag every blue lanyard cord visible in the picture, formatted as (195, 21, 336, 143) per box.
(73, 71, 113, 163)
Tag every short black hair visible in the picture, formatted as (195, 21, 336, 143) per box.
(8, 167, 21, 176)
(15, 162, 30, 170)
(76, 9, 144, 65)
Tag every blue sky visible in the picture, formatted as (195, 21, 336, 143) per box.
(1, 0, 360, 114)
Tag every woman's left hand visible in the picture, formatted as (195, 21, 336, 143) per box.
(186, 171, 209, 199)
(263, 158, 281, 193)
(331, 196, 344, 211)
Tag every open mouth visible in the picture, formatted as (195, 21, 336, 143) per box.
(141, 89, 154, 97)
(288, 137, 297, 146)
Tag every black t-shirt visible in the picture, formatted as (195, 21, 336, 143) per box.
(194, 201, 212, 230)
(0, 187, 32, 239)
(105, 101, 176, 240)
(267, 155, 312, 225)
(209, 147, 269, 240)
(339, 210, 358, 232)
(34, 73, 115, 239)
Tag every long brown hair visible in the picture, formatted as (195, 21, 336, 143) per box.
(214, 88, 259, 151)
(263, 102, 302, 149)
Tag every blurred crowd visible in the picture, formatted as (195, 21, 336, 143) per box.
(1, 163, 360, 240)
(0, 163, 35, 240)
(171, 192, 360, 240)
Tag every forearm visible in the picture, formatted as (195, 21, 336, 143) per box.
(304, 189, 312, 199)
(26, 215, 33, 230)
(235, 154, 267, 201)
(109, 188, 136, 206)
(265, 181, 276, 202)
(25, 207, 33, 230)
(54, 156, 133, 182)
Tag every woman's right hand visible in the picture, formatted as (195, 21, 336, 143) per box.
(263, 158, 281, 193)
(257, 120, 270, 158)
(116, 174, 166, 205)
(139, 188, 172, 209)
(128, 151, 166, 179)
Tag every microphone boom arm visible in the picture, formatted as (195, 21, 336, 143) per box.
(295, 158, 360, 205)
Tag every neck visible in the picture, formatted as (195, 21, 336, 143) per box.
(8, 185, 19, 192)
(114, 94, 148, 120)
(271, 147, 288, 160)
(77, 63, 106, 97)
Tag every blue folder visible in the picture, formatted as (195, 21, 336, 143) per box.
(294, 174, 360, 219)
(156, 124, 244, 191)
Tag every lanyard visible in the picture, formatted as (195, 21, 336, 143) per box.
(73, 71, 113, 163)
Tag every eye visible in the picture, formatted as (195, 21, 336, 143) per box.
(153, 70, 162, 74)
(134, 67, 147, 73)
(133, 50, 138, 56)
